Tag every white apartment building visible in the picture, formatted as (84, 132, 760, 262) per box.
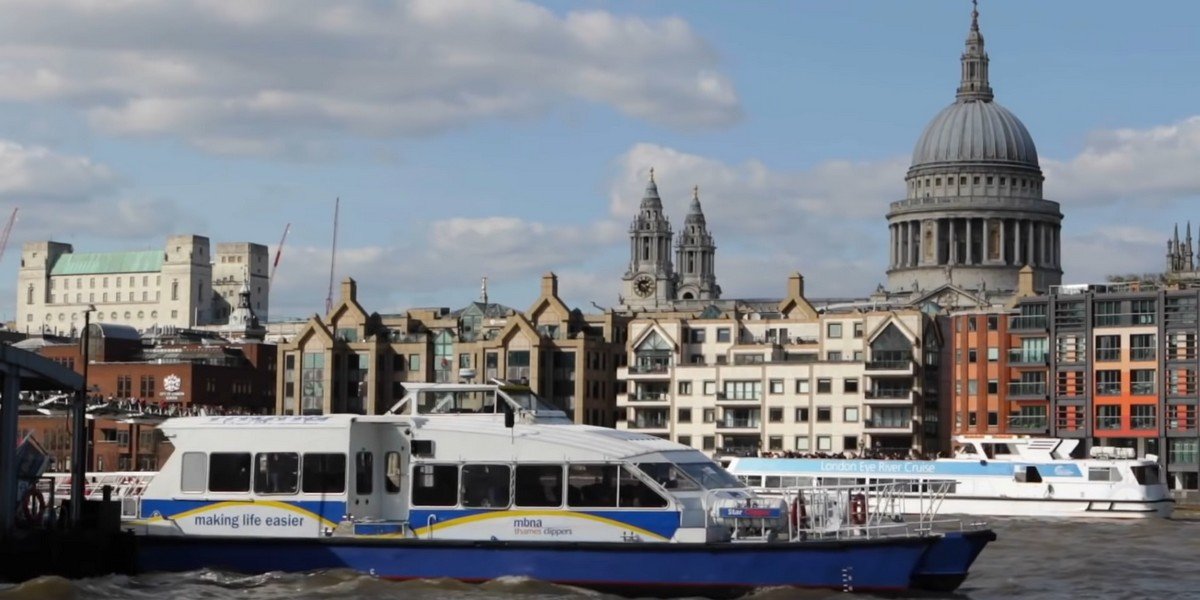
(616, 274, 938, 458)
(17, 235, 269, 334)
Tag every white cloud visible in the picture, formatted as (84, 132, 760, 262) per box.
(1045, 115, 1200, 206)
(0, 0, 740, 155)
(0, 140, 117, 201)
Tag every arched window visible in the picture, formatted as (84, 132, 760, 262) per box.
(171, 280, 179, 301)
(26, 285, 33, 305)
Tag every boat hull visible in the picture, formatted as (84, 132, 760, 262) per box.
(911, 496, 1174, 519)
(912, 529, 997, 591)
(134, 535, 941, 597)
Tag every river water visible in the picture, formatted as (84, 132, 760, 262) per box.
(1, 517, 1197, 600)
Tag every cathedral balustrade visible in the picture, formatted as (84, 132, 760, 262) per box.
(889, 195, 1061, 214)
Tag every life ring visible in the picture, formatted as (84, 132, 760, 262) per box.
(22, 488, 47, 524)
(850, 492, 868, 526)
(789, 496, 809, 530)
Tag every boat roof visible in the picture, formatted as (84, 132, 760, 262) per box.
(726, 457, 1083, 478)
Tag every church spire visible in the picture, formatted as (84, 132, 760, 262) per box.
(956, 0, 994, 103)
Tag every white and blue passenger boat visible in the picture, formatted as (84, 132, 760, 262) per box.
(126, 382, 994, 596)
(727, 436, 1173, 519)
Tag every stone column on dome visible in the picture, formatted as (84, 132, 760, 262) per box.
(890, 225, 897, 268)
(909, 221, 917, 267)
(964, 217, 973, 265)
(948, 218, 957, 264)
(1014, 218, 1022, 266)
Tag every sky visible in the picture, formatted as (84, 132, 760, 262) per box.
(2, 0, 1200, 322)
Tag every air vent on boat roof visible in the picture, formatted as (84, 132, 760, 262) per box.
(412, 440, 435, 457)
(590, 429, 665, 442)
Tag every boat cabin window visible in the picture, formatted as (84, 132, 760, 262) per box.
(505, 389, 561, 413)
(356, 451, 374, 495)
(515, 465, 563, 507)
(736, 475, 762, 487)
(385, 452, 402, 494)
(1088, 467, 1120, 482)
(418, 390, 497, 414)
(461, 464, 511, 508)
(765, 476, 781, 488)
(637, 462, 701, 492)
(413, 464, 459, 506)
(675, 462, 744, 490)
(254, 452, 299, 494)
(209, 453, 251, 493)
(302, 453, 346, 494)
(181, 452, 207, 493)
(568, 464, 619, 507)
(1014, 466, 1043, 483)
(619, 466, 668, 508)
(1131, 465, 1161, 485)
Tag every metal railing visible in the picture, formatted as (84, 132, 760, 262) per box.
(1009, 315, 1048, 330)
(1007, 381, 1047, 397)
(1007, 350, 1047, 365)
(1007, 415, 1048, 430)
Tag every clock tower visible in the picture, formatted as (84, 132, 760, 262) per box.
(622, 168, 676, 310)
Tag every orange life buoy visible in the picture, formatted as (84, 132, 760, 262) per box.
(789, 496, 809, 530)
(850, 492, 867, 525)
(22, 488, 46, 524)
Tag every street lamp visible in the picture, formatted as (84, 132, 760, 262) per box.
(69, 304, 96, 528)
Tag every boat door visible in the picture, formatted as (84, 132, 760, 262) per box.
(378, 423, 410, 522)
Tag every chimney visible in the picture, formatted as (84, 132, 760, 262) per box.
(341, 277, 357, 303)
(788, 272, 805, 299)
(541, 272, 558, 297)
(1016, 265, 1035, 298)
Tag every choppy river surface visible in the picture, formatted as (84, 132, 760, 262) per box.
(2, 517, 1197, 600)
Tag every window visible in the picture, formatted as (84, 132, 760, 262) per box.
(408, 354, 420, 371)
(722, 380, 762, 400)
(826, 351, 843, 361)
(181, 452, 207, 493)
(253, 452, 299, 494)
(385, 452, 402, 494)
(678, 408, 692, 423)
(987, 315, 998, 330)
(1096, 370, 1122, 395)
(968, 349, 977, 363)
(618, 466, 667, 508)
(567, 464, 618, 507)
(1095, 335, 1121, 361)
(716, 328, 731, 343)
(703, 381, 716, 395)
(987, 380, 998, 394)
(817, 436, 832, 451)
(208, 453, 251, 492)
(703, 408, 715, 423)
(413, 464, 459, 506)
(843, 407, 859, 422)
(827, 322, 843, 338)
(968, 380, 978, 395)
(769, 379, 784, 394)
(678, 381, 692, 395)
(987, 347, 999, 362)
(1131, 299, 1156, 325)
(1131, 369, 1156, 395)
(703, 436, 715, 450)
(768, 436, 783, 451)
(461, 464, 510, 508)
(1088, 467, 1119, 482)
(852, 322, 864, 338)
(356, 451, 374, 495)
(769, 407, 783, 423)
(677, 435, 692, 447)
(843, 378, 858, 393)
(988, 412, 998, 426)
(817, 407, 832, 422)
(1130, 334, 1155, 361)
(795, 407, 809, 422)
(1131, 405, 1156, 430)
(795, 436, 810, 451)
(1096, 405, 1122, 430)
(795, 379, 810, 394)
(302, 453, 346, 494)
(817, 378, 832, 394)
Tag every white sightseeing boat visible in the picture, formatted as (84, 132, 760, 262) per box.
(107, 382, 994, 595)
(726, 436, 1174, 519)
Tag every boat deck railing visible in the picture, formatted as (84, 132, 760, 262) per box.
(43, 471, 155, 519)
(705, 480, 962, 543)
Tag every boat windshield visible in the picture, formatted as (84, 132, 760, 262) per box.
(636, 462, 702, 492)
(504, 389, 562, 413)
(674, 462, 744, 490)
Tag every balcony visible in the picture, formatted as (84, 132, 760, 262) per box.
(1007, 415, 1049, 433)
(628, 391, 671, 403)
(866, 359, 913, 373)
(624, 363, 672, 380)
(1095, 416, 1122, 431)
(864, 388, 914, 405)
(715, 392, 761, 403)
(627, 411, 670, 430)
(863, 418, 915, 433)
(1009, 315, 1047, 331)
(1007, 381, 1047, 399)
(716, 417, 761, 430)
(1007, 350, 1047, 366)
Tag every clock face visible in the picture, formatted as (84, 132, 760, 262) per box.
(634, 275, 656, 297)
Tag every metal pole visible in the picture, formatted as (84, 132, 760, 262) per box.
(70, 310, 91, 527)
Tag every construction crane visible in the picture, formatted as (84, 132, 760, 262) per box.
(325, 198, 340, 314)
(0, 207, 18, 263)
(269, 222, 291, 286)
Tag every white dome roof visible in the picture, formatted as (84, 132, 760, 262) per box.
(911, 99, 1039, 169)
